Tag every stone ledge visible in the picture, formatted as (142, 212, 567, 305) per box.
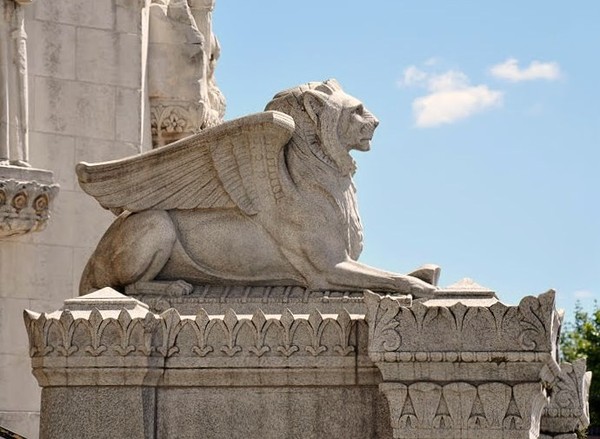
(129, 284, 412, 314)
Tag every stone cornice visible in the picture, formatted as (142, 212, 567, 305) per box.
(365, 289, 559, 359)
(24, 288, 374, 386)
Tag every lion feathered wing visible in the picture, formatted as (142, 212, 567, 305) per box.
(76, 111, 295, 215)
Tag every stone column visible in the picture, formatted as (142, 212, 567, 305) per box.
(365, 279, 563, 439)
(0, 0, 57, 238)
(147, 0, 225, 148)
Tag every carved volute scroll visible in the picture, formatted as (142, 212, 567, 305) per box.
(0, 0, 58, 238)
(148, 0, 225, 148)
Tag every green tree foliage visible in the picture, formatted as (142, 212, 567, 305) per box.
(560, 302, 600, 426)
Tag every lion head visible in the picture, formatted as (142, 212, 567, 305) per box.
(265, 79, 379, 176)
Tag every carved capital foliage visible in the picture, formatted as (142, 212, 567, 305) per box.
(0, 176, 58, 238)
(541, 359, 591, 436)
(365, 290, 558, 361)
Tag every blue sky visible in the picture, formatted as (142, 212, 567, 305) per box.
(212, 1, 600, 320)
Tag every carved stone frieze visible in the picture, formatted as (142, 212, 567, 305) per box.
(23, 288, 372, 387)
(24, 305, 359, 361)
(365, 289, 559, 363)
(0, 167, 58, 237)
(380, 381, 549, 438)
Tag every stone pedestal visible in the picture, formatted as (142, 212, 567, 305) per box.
(23, 283, 590, 438)
(364, 281, 563, 439)
(24, 288, 392, 439)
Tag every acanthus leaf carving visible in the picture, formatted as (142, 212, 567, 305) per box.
(517, 290, 555, 351)
(467, 392, 489, 429)
(187, 308, 215, 357)
(276, 309, 300, 357)
(157, 308, 182, 357)
(112, 309, 137, 356)
(502, 389, 524, 430)
(248, 309, 271, 357)
(140, 312, 159, 356)
(55, 309, 77, 356)
(219, 308, 242, 357)
(364, 292, 401, 353)
(305, 310, 327, 356)
(82, 308, 109, 356)
(333, 309, 355, 356)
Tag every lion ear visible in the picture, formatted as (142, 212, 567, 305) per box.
(303, 91, 326, 124)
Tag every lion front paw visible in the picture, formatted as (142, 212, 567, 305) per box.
(165, 280, 194, 297)
(396, 276, 437, 299)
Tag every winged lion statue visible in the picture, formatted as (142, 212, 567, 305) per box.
(77, 79, 439, 297)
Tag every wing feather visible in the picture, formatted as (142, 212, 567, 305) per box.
(76, 111, 295, 215)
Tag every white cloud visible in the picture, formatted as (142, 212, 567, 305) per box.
(490, 58, 561, 82)
(400, 66, 502, 128)
(413, 85, 502, 128)
(573, 290, 595, 300)
(400, 66, 428, 87)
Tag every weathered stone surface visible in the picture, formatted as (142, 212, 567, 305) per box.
(27, 19, 76, 80)
(75, 28, 141, 88)
(33, 77, 115, 139)
(365, 289, 563, 439)
(156, 386, 392, 439)
(77, 80, 437, 298)
(40, 387, 156, 439)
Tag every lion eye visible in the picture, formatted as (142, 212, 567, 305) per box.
(353, 105, 364, 116)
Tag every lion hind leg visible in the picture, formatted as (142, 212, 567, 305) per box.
(79, 210, 177, 295)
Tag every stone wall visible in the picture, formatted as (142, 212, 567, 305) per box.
(0, 0, 146, 436)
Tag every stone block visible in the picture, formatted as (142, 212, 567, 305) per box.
(76, 28, 141, 89)
(116, 87, 142, 144)
(40, 387, 155, 439)
(28, 20, 76, 80)
(0, 353, 41, 412)
(0, 298, 30, 355)
(0, 242, 72, 301)
(116, 0, 143, 34)
(28, 189, 114, 249)
(156, 386, 392, 439)
(34, 0, 114, 30)
(0, 411, 39, 439)
(29, 132, 76, 191)
(75, 137, 139, 165)
(33, 77, 115, 140)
